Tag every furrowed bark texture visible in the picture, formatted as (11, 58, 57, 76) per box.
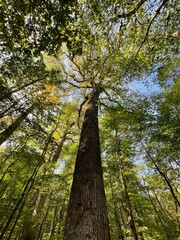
(63, 85, 110, 240)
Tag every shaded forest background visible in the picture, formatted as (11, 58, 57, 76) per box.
(0, 0, 180, 239)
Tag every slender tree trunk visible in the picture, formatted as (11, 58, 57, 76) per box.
(20, 190, 40, 240)
(37, 207, 50, 240)
(7, 182, 34, 240)
(20, 137, 52, 240)
(0, 143, 21, 168)
(119, 202, 126, 236)
(0, 158, 19, 183)
(54, 206, 66, 239)
(21, 129, 67, 240)
(153, 190, 171, 218)
(0, 163, 40, 239)
(51, 132, 67, 163)
(33, 132, 67, 216)
(0, 100, 20, 118)
(115, 132, 138, 240)
(33, 193, 47, 217)
(0, 105, 34, 145)
(109, 173, 124, 240)
(49, 199, 60, 239)
(0, 75, 47, 101)
(146, 188, 170, 239)
(134, 207, 145, 240)
(63, 85, 110, 240)
(0, 180, 10, 200)
(120, 167, 138, 240)
(144, 146, 180, 207)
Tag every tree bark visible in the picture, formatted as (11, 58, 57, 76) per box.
(63, 85, 110, 240)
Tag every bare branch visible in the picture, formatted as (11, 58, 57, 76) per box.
(135, 0, 169, 57)
(121, 0, 169, 77)
(118, 0, 148, 18)
(66, 137, 75, 143)
(66, 80, 91, 89)
(64, 52, 85, 78)
(78, 97, 88, 128)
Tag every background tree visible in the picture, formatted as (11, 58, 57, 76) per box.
(0, 0, 179, 239)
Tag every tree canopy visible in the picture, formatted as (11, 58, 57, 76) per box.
(0, 0, 179, 239)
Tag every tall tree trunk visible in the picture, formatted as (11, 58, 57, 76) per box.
(63, 85, 110, 240)
(0, 105, 34, 145)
